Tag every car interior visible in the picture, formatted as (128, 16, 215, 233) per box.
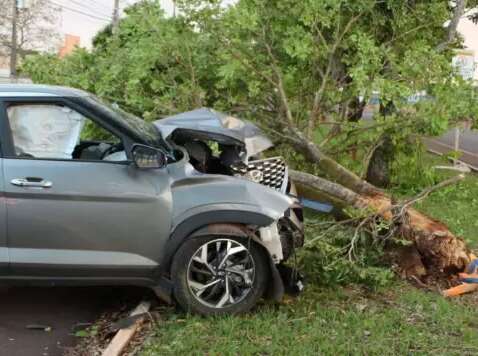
(6, 103, 127, 162)
(6, 103, 252, 172)
(168, 130, 248, 174)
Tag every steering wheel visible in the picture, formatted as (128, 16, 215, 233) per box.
(100, 142, 123, 160)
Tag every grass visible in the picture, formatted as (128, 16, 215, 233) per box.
(142, 285, 478, 355)
(415, 173, 478, 247)
(141, 159, 478, 356)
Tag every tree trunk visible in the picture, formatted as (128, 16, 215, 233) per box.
(365, 135, 394, 188)
(290, 170, 474, 281)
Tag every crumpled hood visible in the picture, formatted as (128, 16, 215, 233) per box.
(167, 160, 295, 227)
(153, 108, 273, 157)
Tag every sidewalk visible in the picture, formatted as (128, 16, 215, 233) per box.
(0, 75, 32, 84)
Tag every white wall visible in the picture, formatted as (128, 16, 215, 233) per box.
(458, 17, 478, 81)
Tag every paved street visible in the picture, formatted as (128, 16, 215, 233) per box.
(0, 286, 116, 356)
(424, 128, 478, 170)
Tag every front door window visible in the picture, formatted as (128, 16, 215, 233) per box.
(6, 104, 127, 162)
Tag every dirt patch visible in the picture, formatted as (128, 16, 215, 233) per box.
(64, 289, 159, 356)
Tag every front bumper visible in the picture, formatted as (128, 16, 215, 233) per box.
(279, 202, 305, 261)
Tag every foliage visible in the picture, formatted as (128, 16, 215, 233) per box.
(184, 0, 478, 141)
(298, 214, 394, 288)
(23, 1, 221, 120)
(22, 0, 478, 185)
(390, 140, 440, 194)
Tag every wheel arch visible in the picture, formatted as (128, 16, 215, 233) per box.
(160, 209, 274, 274)
(159, 210, 285, 302)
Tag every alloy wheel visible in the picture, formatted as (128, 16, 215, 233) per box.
(186, 239, 255, 309)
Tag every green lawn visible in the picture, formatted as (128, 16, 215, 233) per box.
(142, 285, 478, 355)
(414, 173, 478, 248)
(141, 165, 478, 356)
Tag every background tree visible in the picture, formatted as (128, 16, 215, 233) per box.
(0, 0, 61, 66)
(22, 0, 478, 283)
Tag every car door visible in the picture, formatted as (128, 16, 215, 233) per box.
(0, 98, 172, 280)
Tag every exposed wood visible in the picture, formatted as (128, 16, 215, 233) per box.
(102, 301, 151, 356)
(292, 170, 473, 280)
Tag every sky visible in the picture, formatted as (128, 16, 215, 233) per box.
(56, 0, 175, 48)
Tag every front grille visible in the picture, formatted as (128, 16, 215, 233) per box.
(231, 156, 288, 192)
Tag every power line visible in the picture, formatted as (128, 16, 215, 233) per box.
(83, 0, 113, 13)
(63, 0, 112, 19)
(46, 0, 112, 22)
(82, 0, 112, 13)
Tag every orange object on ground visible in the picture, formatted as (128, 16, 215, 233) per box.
(442, 258, 478, 297)
(442, 283, 478, 297)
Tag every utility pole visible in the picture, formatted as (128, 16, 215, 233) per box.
(112, 0, 120, 34)
(9, 0, 18, 78)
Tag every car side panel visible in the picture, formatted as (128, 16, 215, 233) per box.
(3, 158, 172, 277)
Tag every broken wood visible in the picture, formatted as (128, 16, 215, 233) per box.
(291, 169, 474, 281)
(102, 301, 151, 356)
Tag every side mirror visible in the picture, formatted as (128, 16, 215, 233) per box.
(131, 144, 167, 169)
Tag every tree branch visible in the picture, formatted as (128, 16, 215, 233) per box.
(308, 13, 363, 140)
(437, 0, 467, 52)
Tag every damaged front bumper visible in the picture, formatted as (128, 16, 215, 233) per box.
(258, 204, 304, 264)
(257, 200, 305, 300)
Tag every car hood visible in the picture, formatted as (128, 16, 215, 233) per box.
(153, 108, 273, 157)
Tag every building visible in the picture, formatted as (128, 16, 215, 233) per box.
(59, 34, 81, 58)
(458, 17, 478, 83)
(452, 49, 476, 82)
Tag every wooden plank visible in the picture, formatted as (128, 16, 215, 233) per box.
(102, 301, 151, 356)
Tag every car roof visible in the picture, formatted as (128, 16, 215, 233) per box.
(0, 84, 89, 97)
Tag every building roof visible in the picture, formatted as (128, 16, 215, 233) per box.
(0, 84, 89, 97)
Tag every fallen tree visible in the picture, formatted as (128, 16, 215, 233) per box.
(203, 0, 478, 283)
(290, 168, 473, 281)
(22, 0, 478, 283)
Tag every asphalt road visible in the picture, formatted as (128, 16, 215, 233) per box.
(424, 128, 478, 170)
(0, 286, 115, 356)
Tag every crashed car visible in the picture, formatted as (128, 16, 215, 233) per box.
(0, 85, 304, 315)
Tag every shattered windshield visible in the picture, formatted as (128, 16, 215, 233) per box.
(85, 96, 163, 146)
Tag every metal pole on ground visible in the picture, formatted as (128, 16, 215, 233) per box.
(454, 127, 460, 166)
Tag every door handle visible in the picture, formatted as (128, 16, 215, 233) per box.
(11, 178, 53, 188)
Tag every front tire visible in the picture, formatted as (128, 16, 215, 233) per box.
(171, 235, 269, 316)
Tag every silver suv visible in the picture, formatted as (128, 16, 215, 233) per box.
(0, 84, 304, 315)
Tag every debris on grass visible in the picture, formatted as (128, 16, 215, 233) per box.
(443, 258, 478, 297)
